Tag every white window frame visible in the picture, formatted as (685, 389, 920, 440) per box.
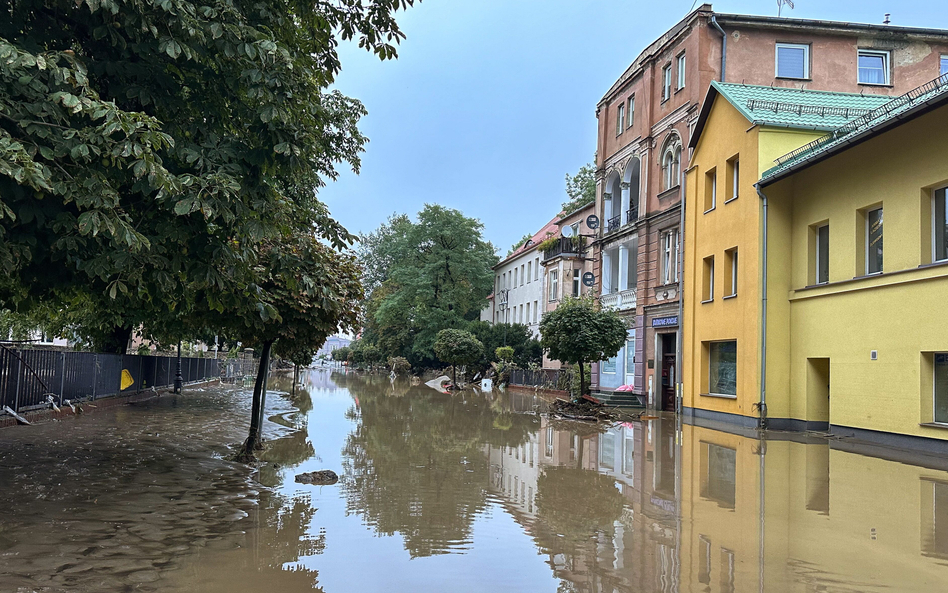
(677, 53, 686, 90)
(706, 169, 717, 213)
(729, 250, 738, 297)
(866, 207, 884, 275)
(534, 300, 539, 323)
(816, 224, 830, 284)
(534, 257, 539, 281)
(933, 187, 948, 263)
(662, 229, 679, 285)
(627, 95, 635, 128)
(775, 43, 810, 79)
(662, 64, 672, 101)
(616, 103, 624, 136)
(729, 159, 739, 202)
(548, 270, 558, 302)
(572, 268, 581, 297)
(708, 257, 715, 301)
(527, 261, 532, 283)
(520, 264, 525, 287)
(662, 144, 681, 191)
(857, 49, 890, 85)
(942, 55, 948, 76)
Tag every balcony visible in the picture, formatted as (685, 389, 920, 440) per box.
(626, 208, 638, 225)
(541, 237, 584, 262)
(606, 214, 621, 234)
(600, 288, 637, 311)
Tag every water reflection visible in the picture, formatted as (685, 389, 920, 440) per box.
(6, 371, 948, 592)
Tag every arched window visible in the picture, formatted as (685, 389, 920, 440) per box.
(661, 141, 681, 191)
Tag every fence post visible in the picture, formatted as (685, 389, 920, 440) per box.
(13, 354, 22, 413)
(59, 351, 66, 406)
(92, 354, 98, 400)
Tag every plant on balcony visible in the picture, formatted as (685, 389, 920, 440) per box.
(539, 296, 627, 399)
(568, 236, 587, 251)
(538, 237, 560, 253)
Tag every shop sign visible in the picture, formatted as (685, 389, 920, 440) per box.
(652, 316, 678, 328)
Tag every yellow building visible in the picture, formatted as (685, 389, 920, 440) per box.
(684, 78, 948, 447)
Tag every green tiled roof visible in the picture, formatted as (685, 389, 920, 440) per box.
(761, 74, 948, 182)
(712, 81, 892, 131)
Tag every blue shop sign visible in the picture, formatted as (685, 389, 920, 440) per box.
(652, 316, 678, 328)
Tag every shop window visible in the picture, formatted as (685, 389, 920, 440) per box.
(708, 340, 737, 396)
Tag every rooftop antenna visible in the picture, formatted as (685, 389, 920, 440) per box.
(777, 0, 795, 17)
(883, 13, 891, 25)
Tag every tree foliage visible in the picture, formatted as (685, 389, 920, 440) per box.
(507, 232, 534, 256)
(539, 296, 626, 396)
(433, 328, 483, 385)
(358, 205, 497, 367)
(468, 321, 541, 370)
(560, 162, 597, 216)
(0, 0, 415, 352)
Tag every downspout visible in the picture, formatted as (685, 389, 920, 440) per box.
(755, 184, 769, 429)
(676, 167, 686, 418)
(710, 16, 727, 82)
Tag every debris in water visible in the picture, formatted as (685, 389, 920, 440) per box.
(295, 470, 339, 485)
(3, 405, 31, 425)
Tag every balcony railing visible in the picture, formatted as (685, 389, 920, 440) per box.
(606, 214, 621, 233)
(626, 208, 638, 225)
(600, 288, 637, 311)
(542, 237, 583, 261)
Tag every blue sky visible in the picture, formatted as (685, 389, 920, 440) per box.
(321, 0, 945, 254)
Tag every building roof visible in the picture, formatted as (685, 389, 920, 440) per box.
(689, 81, 892, 149)
(761, 74, 948, 184)
(494, 216, 560, 269)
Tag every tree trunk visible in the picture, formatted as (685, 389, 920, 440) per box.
(292, 364, 298, 396)
(578, 358, 586, 399)
(100, 326, 133, 355)
(255, 349, 273, 449)
(452, 363, 457, 390)
(240, 340, 273, 461)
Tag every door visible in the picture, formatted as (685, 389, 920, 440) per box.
(806, 358, 830, 429)
(661, 354, 676, 411)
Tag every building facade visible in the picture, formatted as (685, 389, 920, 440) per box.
(593, 3, 948, 410)
(684, 71, 948, 445)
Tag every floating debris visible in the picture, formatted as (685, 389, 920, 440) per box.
(295, 470, 339, 485)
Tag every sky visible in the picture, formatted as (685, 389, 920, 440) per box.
(320, 0, 947, 254)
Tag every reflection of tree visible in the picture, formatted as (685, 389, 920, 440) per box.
(340, 377, 538, 557)
(535, 467, 624, 551)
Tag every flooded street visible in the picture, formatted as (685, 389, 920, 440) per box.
(3, 371, 948, 592)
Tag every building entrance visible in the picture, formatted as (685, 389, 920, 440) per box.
(660, 334, 677, 412)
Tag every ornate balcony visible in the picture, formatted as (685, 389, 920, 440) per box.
(606, 214, 621, 234)
(600, 288, 637, 311)
(626, 208, 638, 225)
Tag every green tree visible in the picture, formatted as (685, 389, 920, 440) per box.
(539, 296, 626, 397)
(468, 321, 542, 370)
(332, 346, 352, 363)
(433, 328, 483, 387)
(507, 232, 534, 256)
(561, 162, 597, 216)
(359, 205, 497, 367)
(1, 0, 416, 352)
(495, 346, 514, 362)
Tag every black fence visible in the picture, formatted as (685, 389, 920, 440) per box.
(0, 347, 221, 413)
(509, 368, 566, 391)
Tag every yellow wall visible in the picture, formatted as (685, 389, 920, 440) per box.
(766, 106, 948, 438)
(683, 97, 823, 422)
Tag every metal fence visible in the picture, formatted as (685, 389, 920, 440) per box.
(508, 368, 566, 391)
(0, 346, 221, 414)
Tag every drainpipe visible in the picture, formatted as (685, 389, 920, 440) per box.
(676, 168, 686, 418)
(755, 184, 769, 429)
(710, 16, 727, 82)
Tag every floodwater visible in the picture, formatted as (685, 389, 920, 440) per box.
(3, 372, 948, 592)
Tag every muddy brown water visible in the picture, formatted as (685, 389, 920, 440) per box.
(3, 370, 948, 592)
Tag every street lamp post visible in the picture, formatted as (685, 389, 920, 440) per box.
(174, 341, 183, 393)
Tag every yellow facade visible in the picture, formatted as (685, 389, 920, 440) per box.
(685, 91, 948, 441)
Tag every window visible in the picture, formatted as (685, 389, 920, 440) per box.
(527, 261, 532, 283)
(867, 207, 883, 274)
(525, 302, 530, 325)
(709, 341, 737, 396)
(519, 304, 524, 324)
(627, 95, 635, 128)
(704, 168, 717, 212)
(545, 426, 554, 457)
(625, 336, 636, 386)
(922, 479, 948, 558)
(776, 43, 809, 79)
(520, 264, 525, 286)
(858, 50, 890, 85)
(572, 269, 581, 297)
(699, 536, 712, 585)
(548, 270, 558, 302)
(662, 64, 672, 101)
(534, 300, 538, 323)
(816, 224, 830, 284)
(677, 53, 686, 90)
(662, 143, 681, 190)
(726, 157, 739, 202)
(934, 188, 948, 263)
(942, 55, 948, 76)
(602, 355, 617, 374)
(725, 248, 738, 297)
(616, 103, 624, 136)
(721, 549, 736, 593)
(661, 229, 679, 284)
(935, 354, 948, 424)
(702, 255, 715, 302)
(513, 268, 518, 287)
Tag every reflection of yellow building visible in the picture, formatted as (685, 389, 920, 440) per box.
(684, 78, 948, 445)
(680, 423, 948, 592)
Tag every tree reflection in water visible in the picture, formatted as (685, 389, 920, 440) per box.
(338, 373, 538, 558)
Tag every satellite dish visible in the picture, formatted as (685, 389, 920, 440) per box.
(582, 272, 596, 287)
(586, 215, 600, 230)
(561, 225, 575, 238)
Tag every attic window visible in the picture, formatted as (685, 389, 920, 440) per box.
(858, 50, 890, 85)
(776, 43, 809, 79)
